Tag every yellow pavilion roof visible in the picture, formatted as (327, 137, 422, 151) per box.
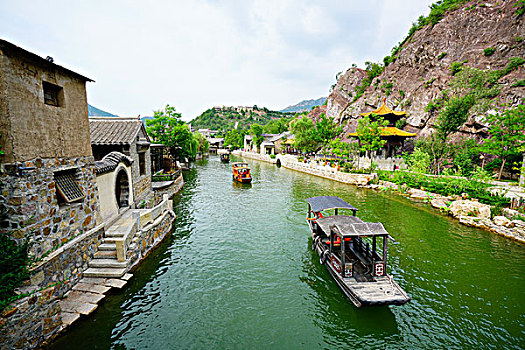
(348, 127, 416, 138)
(360, 98, 406, 117)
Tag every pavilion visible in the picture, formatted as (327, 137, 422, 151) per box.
(349, 98, 416, 158)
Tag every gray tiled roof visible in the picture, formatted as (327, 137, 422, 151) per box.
(95, 151, 134, 175)
(89, 117, 150, 145)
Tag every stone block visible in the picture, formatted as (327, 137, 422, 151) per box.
(493, 216, 511, 227)
(449, 200, 491, 219)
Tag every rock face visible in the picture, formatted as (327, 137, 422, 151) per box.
(449, 199, 492, 218)
(325, 0, 524, 138)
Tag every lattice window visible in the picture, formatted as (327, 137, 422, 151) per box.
(54, 170, 85, 203)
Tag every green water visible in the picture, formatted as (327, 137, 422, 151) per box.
(50, 156, 524, 349)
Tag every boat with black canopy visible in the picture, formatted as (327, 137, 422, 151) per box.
(220, 153, 230, 163)
(306, 196, 410, 307)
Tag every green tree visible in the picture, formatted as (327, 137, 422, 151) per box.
(316, 113, 342, 149)
(250, 124, 264, 149)
(405, 147, 432, 173)
(146, 104, 197, 160)
(224, 129, 247, 150)
(290, 116, 319, 153)
(329, 138, 351, 160)
(263, 118, 289, 134)
(194, 132, 209, 154)
(355, 114, 388, 171)
(479, 105, 525, 180)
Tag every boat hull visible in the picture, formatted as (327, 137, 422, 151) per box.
(233, 176, 252, 183)
(308, 221, 410, 307)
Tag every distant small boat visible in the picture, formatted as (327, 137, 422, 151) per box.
(220, 153, 230, 163)
(232, 162, 252, 183)
(307, 196, 410, 307)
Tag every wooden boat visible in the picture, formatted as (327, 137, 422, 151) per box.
(232, 162, 252, 183)
(306, 196, 410, 307)
(220, 153, 230, 163)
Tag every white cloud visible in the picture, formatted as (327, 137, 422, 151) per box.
(0, 0, 433, 121)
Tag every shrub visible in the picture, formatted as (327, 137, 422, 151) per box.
(512, 79, 525, 87)
(377, 170, 510, 207)
(438, 52, 447, 60)
(504, 57, 525, 75)
(405, 148, 431, 173)
(449, 60, 467, 75)
(0, 232, 32, 311)
(483, 47, 496, 56)
(270, 154, 276, 159)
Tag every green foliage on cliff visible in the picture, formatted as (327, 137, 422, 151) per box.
(353, 62, 385, 101)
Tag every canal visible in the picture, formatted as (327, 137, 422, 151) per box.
(51, 156, 524, 349)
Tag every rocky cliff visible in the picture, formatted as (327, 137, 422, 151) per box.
(325, 0, 524, 139)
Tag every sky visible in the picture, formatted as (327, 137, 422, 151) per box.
(0, 0, 435, 121)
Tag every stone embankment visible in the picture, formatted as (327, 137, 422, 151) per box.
(0, 176, 183, 349)
(235, 151, 374, 186)
(367, 180, 525, 244)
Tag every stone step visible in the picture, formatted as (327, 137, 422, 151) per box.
(59, 300, 97, 315)
(105, 230, 126, 238)
(83, 267, 127, 279)
(79, 277, 127, 288)
(98, 243, 117, 251)
(64, 291, 105, 304)
(94, 250, 117, 259)
(89, 259, 128, 269)
(73, 282, 111, 295)
(61, 312, 80, 326)
(103, 237, 121, 244)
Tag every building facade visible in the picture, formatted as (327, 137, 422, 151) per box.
(89, 117, 154, 207)
(0, 39, 101, 259)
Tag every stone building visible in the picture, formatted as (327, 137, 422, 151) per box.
(0, 39, 101, 259)
(89, 117, 154, 207)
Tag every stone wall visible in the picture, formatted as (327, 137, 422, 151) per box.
(0, 282, 67, 349)
(128, 209, 175, 271)
(354, 156, 407, 171)
(153, 174, 184, 206)
(283, 160, 374, 186)
(134, 175, 153, 208)
(0, 156, 101, 260)
(0, 41, 92, 164)
(0, 224, 104, 349)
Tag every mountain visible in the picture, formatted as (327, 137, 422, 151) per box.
(280, 97, 327, 113)
(323, 0, 524, 139)
(190, 106, 295, 133)
(87, 104, 119, 117)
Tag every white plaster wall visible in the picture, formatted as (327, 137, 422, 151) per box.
(96, 164, 133, 222)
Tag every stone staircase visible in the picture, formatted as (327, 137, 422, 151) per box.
(60, 211, 139, 327)
(83, 211, 137, 279)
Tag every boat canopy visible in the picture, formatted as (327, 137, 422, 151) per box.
(316, 215, 363, 233)
(331, 222, 390, 238)
(232, 162, 249, 168)
(307, 196, 359, 213)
